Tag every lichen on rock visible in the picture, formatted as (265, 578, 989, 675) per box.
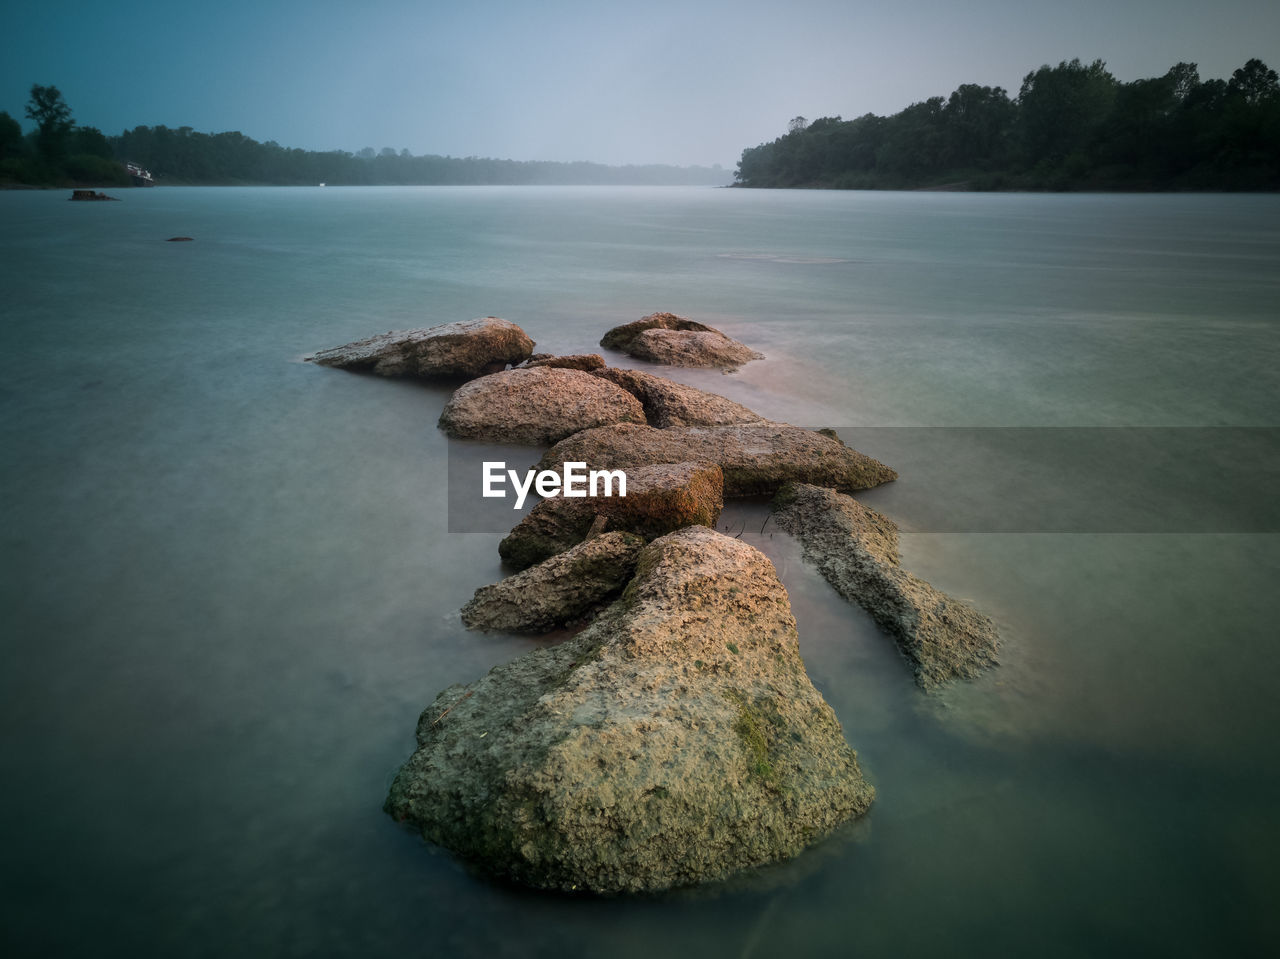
(385, 526, 874, 894)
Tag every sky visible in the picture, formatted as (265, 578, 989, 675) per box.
(4, 0, 1278, 168)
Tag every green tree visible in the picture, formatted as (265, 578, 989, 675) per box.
(25, 84, 74, 160)
(1016, 59, 1117, 174)
(1228, 58, 1279, 104)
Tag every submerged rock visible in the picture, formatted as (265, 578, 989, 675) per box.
(462, 530, 645, 633)
(771, 483, 999, 690)
(539, 422, 897, 497)
(498, 461, 724, 570)
(601, 312, 763, 369)
(385, 526, 874, 894)
(438, 366, 646, 445)
(590, 367, 764, 428)
(308, 316, 534, 380)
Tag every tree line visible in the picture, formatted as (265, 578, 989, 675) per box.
(0, 85, 726, 187)
(734, 58, 1280, 190)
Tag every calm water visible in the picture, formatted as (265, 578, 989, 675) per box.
(2, 186, 1278, 957)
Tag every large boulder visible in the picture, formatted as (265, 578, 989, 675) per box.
(590, 367, 764, 428)
(771, 483, 999, 689)
(462, 531, 645, 633)
(308, 317, 534, 379)
(601, 312, 763, 369)
(498, 461, 724, 570)
(385, 526, 875, 894)
(438, 366, 646, 445)
(538, 423, 897, 497)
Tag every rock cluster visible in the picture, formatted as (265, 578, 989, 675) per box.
(771, 483, 1000, 689)
(312, 313, 998, 894)
(386, 527, 875, 894)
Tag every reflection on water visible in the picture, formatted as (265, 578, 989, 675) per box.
(1, 187, 1277, 957)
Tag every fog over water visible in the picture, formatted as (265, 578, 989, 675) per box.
(2, 186, 1277, 957)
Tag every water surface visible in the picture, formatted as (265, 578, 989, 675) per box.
(2, 186, 1277, 957)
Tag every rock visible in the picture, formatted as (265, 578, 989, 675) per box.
(602, 312, 763, 369)
(385, 526, 874, 894)
(438, 366, 646, 445)
(771, 483, 999, 690)
(628, 328, 764, 369)
(461, 531, 645, 633)
(499, 461, 724, 570)
(599, 311, 718, 350)
(523, 353, 607, 372)
(538, 423, 897, 497)
(590, 367, 764, 428)
(308, 316, 534, 380)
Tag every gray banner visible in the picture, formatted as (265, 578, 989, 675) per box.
(448, 428, 1280, 534)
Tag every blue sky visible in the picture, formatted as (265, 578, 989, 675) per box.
(4, 0, 1278, 167)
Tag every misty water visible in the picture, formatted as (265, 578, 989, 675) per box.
(2, 186, 1277, 957)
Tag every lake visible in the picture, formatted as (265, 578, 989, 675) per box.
(2, 186, 1277, 957)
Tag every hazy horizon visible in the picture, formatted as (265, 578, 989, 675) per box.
(5, 0, 1279, 168)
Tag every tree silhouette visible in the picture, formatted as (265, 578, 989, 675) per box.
(25, 84, 74, 160)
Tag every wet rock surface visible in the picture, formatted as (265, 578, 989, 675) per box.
(539, 422, 897, 497)
(462, 531, 646, 633)
(438, 366, 646, 445)
(771, 483, 999, 689)
(498, 461, 724, 570)
(308, 316, 535, 380)
(385, 526, 875, 894)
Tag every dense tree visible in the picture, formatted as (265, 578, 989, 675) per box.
(1228, 58, 1280, 104)
(0, 110, 22, 160)
(735, 57, 1280, 191)
(1016, 59, 1117, 172)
